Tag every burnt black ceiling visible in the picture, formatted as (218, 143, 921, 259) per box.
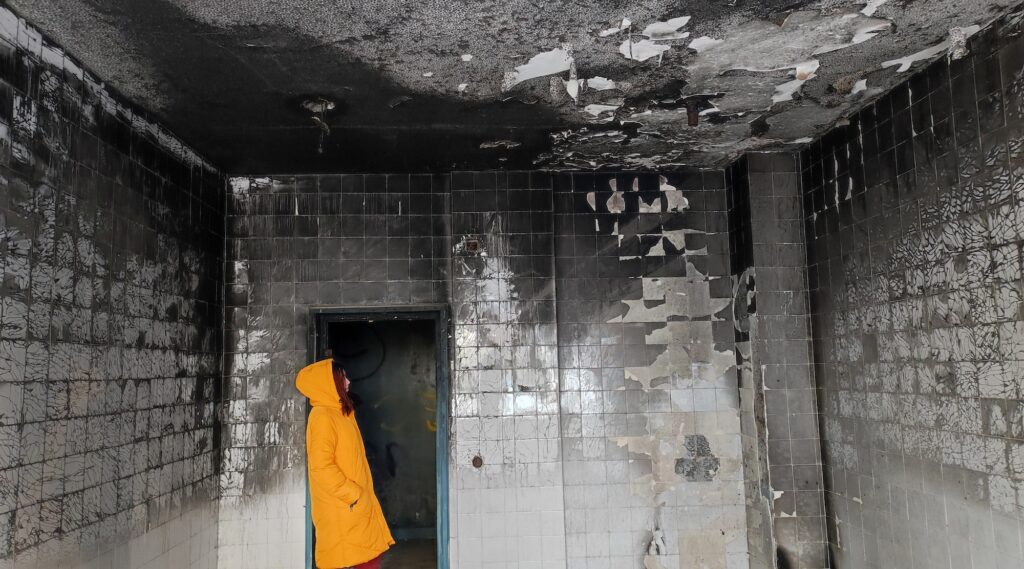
(6, 0, 1018, 173)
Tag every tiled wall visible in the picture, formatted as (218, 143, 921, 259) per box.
(0, 5, 224, 569)
(732, 154, 827, 569)
(448, 172, 565, 569)
(8, 2, 1024, 569)
(224, 171, 751, 569)
(554, 172, 748, 569)
(802, 11, 1024, 568)
(221, 174, 450, 567)
(726, 157, 774, 569)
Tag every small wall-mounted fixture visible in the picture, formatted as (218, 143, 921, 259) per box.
(684, 100, 700, 127)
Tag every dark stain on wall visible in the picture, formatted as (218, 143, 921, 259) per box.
(776, 547, 793, 569)
(675, 434, 721, 482)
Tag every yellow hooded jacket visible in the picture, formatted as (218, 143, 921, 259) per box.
(297, 359, 394, 568)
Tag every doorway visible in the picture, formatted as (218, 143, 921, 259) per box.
(306, 307, 449, 569)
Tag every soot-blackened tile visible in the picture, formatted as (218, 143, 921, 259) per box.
(896, 171, 918, 203)
(875, 93, 894, 124)
(978, 91, 1007, 135)
(895, 141, 915, 175)
(592, 172, 615, 192)
(340, 174, 364, 194)
(748, 153, 774, 173)
(472, 171, 496, 190)
(317, 174, 341, 193)
(294, 216, 318, 237)
(771, 152, 798, 173)
(506, 171, 529, 189)
(951, 67, 979, 113)
(475, 190, 497, 212)
(530, 187, 552, 211)
(296, 193, 318, 216)
(911, 99, 932, 133)
(362, 259, 387, 281)
(891, 83, 911, 112)
(568, 172, 594, 193)
(386, 174, 410, 193)
(364, 216, 388, 237)
(876, 119, 895, 151)
(634, 173, 659, 192)
(529, 171, 551, 190)
(364, 237, 387, 259)
(910, 71, 930, 102)
(364, 174, 386, 193)
(705, 187, 728, 211)
(408, 174, 431, 194)
(387, 259, 410, 281)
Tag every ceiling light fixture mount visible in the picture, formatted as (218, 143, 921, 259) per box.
(302, 97, 335, 114)
(302, 97, 336, 154)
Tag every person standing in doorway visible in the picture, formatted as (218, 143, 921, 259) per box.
(297, 358, 395, 568)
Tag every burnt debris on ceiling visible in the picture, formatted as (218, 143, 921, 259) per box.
(6, 0, 1018, 173)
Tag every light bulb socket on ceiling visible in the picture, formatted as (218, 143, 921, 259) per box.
(302, 97, 336, 113)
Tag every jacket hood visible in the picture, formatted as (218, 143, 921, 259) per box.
(296, 359, 341, 409)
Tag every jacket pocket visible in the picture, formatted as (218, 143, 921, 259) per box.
(343, 495, 372, 530)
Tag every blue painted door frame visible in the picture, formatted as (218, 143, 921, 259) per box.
(305, 305, 450, 569)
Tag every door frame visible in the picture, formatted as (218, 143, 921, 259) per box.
(305, 304, 451, 569)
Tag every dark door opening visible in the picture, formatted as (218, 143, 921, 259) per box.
(308, 308, 449, 569)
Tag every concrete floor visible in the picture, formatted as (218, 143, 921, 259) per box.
(381, 540, 436, 569)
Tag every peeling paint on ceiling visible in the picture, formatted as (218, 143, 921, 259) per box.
(502, 46, 575, 90)
(882, 25, 982, 71)
(5, 0, 1019, 172)
(619, 38, 673, 63)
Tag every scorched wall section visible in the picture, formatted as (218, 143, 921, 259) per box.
(552, 171, 748, 569)
(0, 5, 224, 569)
(224, 170, 752, 569)
(221, 174, 450, 568)
(730, 153, 827, 569)
(448, 171, 565, 568)
(803, 11, 1024, 569)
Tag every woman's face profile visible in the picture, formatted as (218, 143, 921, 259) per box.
(333, 367, 350, 393)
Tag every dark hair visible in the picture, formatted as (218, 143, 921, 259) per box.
(331, 361, 354, 416)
